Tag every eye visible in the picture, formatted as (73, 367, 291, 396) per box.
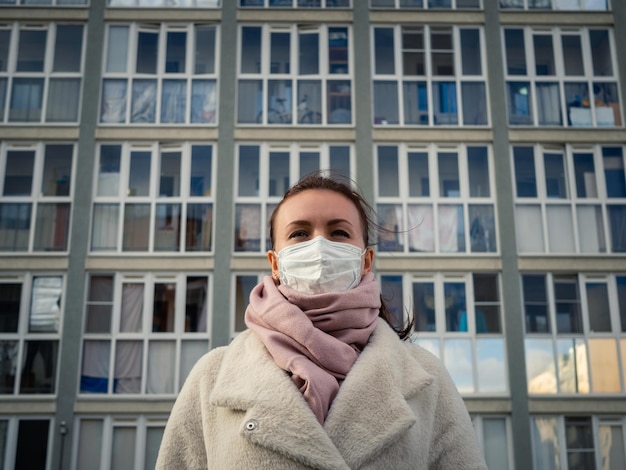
(332, 229, 350, 238)
(288, 230, 308, 239)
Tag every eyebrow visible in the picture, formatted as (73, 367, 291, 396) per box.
(284, 218, 354, 229)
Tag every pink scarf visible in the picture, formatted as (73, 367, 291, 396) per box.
(244, 272, 380, 424)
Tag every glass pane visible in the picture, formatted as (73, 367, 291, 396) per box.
(106, 26, 129, 73)
(161, 80, 186, 123)
(554, 276, 582, 333)
(181, 341, 208, 384)
(589, 30, 612, 76)
(0, 341, 18, 393)
(531, 417, 561, 470)
(618, 277, 626, 333)
(146, 427, 164, 469)
(165, 31, 186, 73)
(299, 31, 319, 75)
(433, 82, 457, 124)
(21, 340, 58, 393)
(328, 27, 348, 74)
(0, 78, 6, 117)
(115, 341, 142, 393)
(329, 146, 350, 177)
(268, 152, 289, 197)
(603, 147, 625, 198)
(483, 419, 510, 470)
(154, 203, 181, 251)
(147, 341, 175, 393)
(403, 81, 428, 125)
(190, 146, 212, 196)
(130, 79, 157, 123)
(300, 151, 319, 178)
(136, 30, 158, 74)
(238, 80, 262, 124)
(81, 340, 110, 393)
(120, 283, 143, 333)
(412, 282, 435, 332)
(123, 203, 150, 251)
(573, 152, 597, 198)
(184, 277, 207, 332)
(599, 425, 626, 470)
(586, 282, 610, 332)
(377, 146, 399, 197)
(327, 80, 351, 124)
(377, 204, 403, 252)
(380, 275, 404, 329)
(547, 205, 574, 252)
(100, 79, 127, 123)
(191, 80, 217, 123)
(577, 205, 606, 253)
(505, 29, 526, 75)
(241, 27, 262, 74)
(91, 204, 119, 251)
(562, 35, 584, 76)
(16, 420, 49, 469)
(159, 152, 181, 197)
(76, 420, 103, 469)
(444, 339, 474, 393)
(33, 203, 70, 251)
(565, 418, 595, 469)
(29, 276, 62, 333)
(589, 338, 620, 392)
(544, 153, 567, 198)
(608, 205, 626, 253)
(408, 204, 434, 252)
(111, 427, 136, 469)
(526, 338, 556, 394)
(473, 274, 501, 333)
(534, 34, 555, 76)
(566, 82, 591, 126)
(374, 28, 395, 75)
(444, 282, 466, 332)
(270, 32, 290, 74)
(536, 82, 562, 125)
(439, 204, 464, 252)
(9, 78, 44, 122)
(235, 276, 257, 332)
(195, 26, 216, 74)
(408, 151, 429, 197)
(297, 80, 322, 124)
(460, 29, 481, 75)
(0, 31, 10, 72)
(0, 203, 31, 251)
(373, 82, 398, 125)
(17, 30, 46, 72)
(431, 27, 453, 75)
(42, 145, 72, 197)
(438, 152, 459, 197)
(507, 81, 532, 125)
(402, 27, 425, 76)
(477, 339, 507, 392)
(128, 151, 151, 197)
(469, 205, 496, 253)
(238, 146, 260, 196)
(53, 25, 83, 72)
(461, 82, 487, 125)
(468, 147, 489, 197)
(46, 78, 80, 122)
(186, 203, 213, 252)
(524, 275, 549, 333)
(557, 338, 588, 393)
(86, 276, 113, 333)
(0, 284, 20, 332)
(153, 283, 176, 333)
(516, 205, 544, 252)
(594, 82, 620, 127)
(235, 204, 261, 252)
(4, 150, 34, 196)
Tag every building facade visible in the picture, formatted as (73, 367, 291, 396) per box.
(0, 0, 625, 468)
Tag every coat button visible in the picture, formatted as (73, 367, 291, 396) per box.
(245, 420, 258, 431)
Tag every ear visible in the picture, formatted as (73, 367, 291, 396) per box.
(267, 250, 280, 282)
(361, 247, 374, 276)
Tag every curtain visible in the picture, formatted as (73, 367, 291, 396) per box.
(190, 80, 216, 123)
(161, 80, 186, 123)
(46, 78, 80, 122)
(131, 80, 156, 123)
(0, 203, 31, 251)
(101, 80, 127, 123)
(536, 82, 561, 125)
(147, 341, 175, 393)
(546, 205, 574, 252)
(33, 203, 69, 251)
(29, 277, 62, 333)
(235, 204, 260, 252)
(120, 284, 143, 332)
(238, 80, 262, 123)
(407, 204, 434, 252)
(91, 204, 119, 251)
(115, 341, 142, 393)
(438, 204, 462, 252)
(9, 78, 43, 122)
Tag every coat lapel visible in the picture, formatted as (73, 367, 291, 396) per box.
(324, 321, 434, 468)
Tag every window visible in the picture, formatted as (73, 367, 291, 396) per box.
(0, 0, 86, 4)
(372, 25, 488, 126)
(371, 0, 481, 8)
(74, 416, 166, 470)
(375, 144, 496, 254)
(504, 27, 620, 127)
(383, 272, 507, 394)
(238, 25, 352, 125)
(232, 273, 264, 335)
(0, 275, 63, 395)
(0, 143, 74, 252)
(473, 416, 513, 470)
(100, 23, 218, 125)
(531, 415, 625, 470)
(0, 418, 52, 469)
(80, 273, 210, 395)
(109, 0, 219, 6)
(500, 0, 608, 10)
(240, 0, 350, 6)
(513, 145, 626, 254)
(1, 23, 84, 124)
(91, 143, 214, 253)
(524, 273, 626, 395)
(234, 143, 352, 252)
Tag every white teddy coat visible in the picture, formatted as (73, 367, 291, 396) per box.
(156, 319, 487, 469)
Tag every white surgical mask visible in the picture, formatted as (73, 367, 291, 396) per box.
(276, 236, 366, 295)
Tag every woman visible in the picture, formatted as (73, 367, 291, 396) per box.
(156, 174, 487, 469)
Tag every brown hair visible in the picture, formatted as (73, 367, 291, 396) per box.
(269, 171, 414, 340)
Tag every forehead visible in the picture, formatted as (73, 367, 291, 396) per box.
(276, 189, 361, 224)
